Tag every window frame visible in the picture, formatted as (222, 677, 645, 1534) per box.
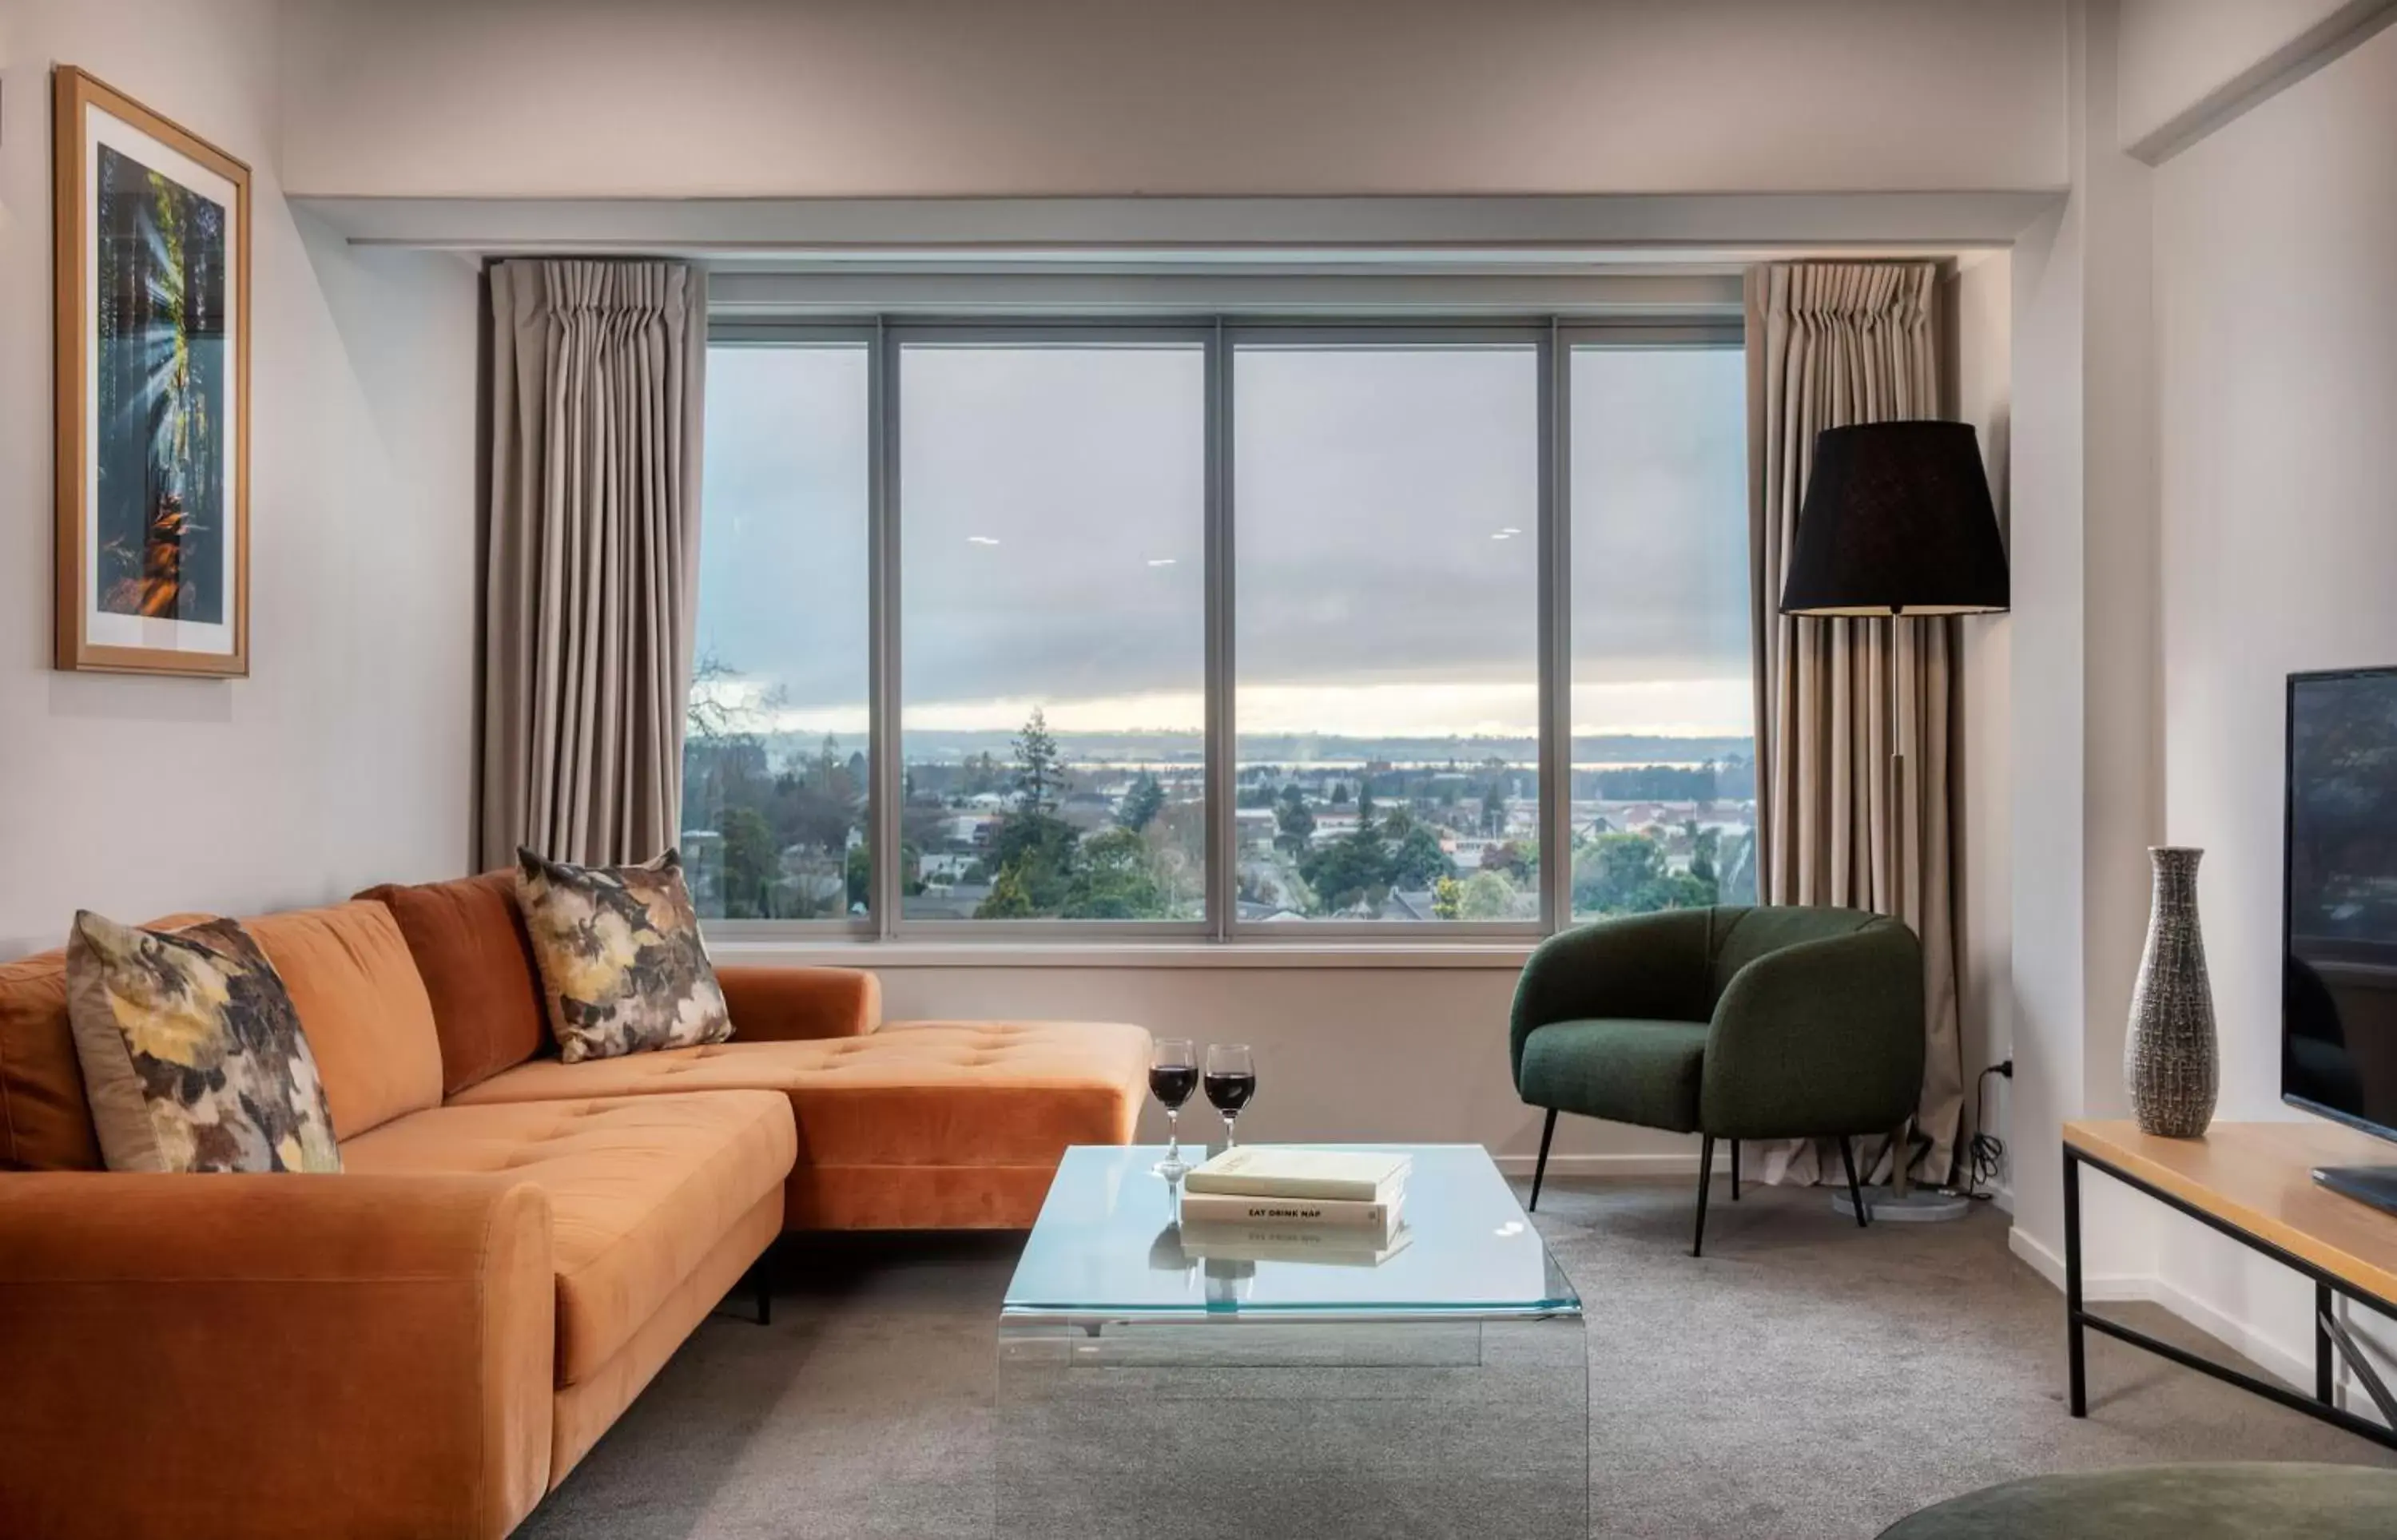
(696, 313, 1745, 947)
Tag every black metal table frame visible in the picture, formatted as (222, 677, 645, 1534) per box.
(2064, 1139, 2397, 1451)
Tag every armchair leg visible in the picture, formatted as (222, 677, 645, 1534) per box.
(1693, 1134, 1715, 1257)
(1528, 1108, 1559, 1212)
(1730, 1139, 1741, 1201)
(1838, 1136, 1870, 1228)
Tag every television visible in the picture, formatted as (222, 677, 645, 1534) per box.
(2284, 667, 2397, 1212)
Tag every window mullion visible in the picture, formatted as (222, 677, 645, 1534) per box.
(1540, 318, 1573, 935)
(1206, 319, 1235, 943)
(869, 316, 904, 939)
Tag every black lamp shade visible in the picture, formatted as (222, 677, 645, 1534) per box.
(1779, 420, 2009, 617)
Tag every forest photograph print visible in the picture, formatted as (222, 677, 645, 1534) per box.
(54, 68, 250, 676)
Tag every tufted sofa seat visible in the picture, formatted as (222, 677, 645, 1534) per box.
(341, 1092, 797, 1390)
(444, 1022, 1152, 1228)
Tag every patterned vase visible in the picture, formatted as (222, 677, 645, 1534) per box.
(2125, 847, 2218, 1138)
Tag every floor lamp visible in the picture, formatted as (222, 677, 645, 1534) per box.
(1778, 420, 2010, 1218)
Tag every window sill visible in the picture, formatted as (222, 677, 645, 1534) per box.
(706, 939, 1536, 970)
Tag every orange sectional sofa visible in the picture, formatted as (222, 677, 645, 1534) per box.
(0, 872, 1148, 1540)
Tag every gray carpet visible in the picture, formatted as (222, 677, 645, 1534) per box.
(519, 1179, 2395, 1539)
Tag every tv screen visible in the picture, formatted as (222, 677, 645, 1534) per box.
(2284, 667, 2397, 1138)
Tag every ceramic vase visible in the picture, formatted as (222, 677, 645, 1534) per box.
(2125, 846, 2218, 1138)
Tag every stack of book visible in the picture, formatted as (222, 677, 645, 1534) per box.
(1177, 1147, 1413, 1266)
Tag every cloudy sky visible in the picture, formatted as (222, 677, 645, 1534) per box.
(694, 339, 1750, 748)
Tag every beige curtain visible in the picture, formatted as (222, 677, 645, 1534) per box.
(479, 260, 706, 870)
(1746, 261, 1965, 1188)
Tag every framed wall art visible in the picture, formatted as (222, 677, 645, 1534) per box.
(54, 66, 250, 676)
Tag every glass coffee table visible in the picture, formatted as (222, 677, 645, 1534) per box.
(997, 1144, 1586, 1539)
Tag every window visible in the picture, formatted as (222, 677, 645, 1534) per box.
(686, 319, 1753, 943)
(1568, 345, 1755, 918)
(899, 340, 1207, 923)
(1235, 342, 1541, 923)
(682, 342, 872, 920)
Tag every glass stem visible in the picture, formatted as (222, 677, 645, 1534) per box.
(1224, 1113, 1238, 1149)
(1167, 1106, 1179, 1161)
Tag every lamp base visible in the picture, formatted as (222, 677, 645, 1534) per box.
(1833, 1186, 1974, 1224)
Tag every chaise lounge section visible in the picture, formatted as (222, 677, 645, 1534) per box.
(0, 877, 1147, 1539)
(364, 870, 1153, 1229)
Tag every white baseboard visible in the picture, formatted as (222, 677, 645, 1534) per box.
(1489, 1151, 1711, 1178)
(2145, 1272, 2312, 1395)
(2007, 1224, 2151, 1301)
(2009, 1224, 2389, 1422)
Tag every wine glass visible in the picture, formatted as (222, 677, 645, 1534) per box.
(1203, 1043, 1257, 1149)
(1148, 1038, 1198, 1178)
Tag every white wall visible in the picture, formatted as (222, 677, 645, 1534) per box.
(2117, 0, 2396, 156)
(1950, 252, 2015, 1185)
(2148, 15, 2397, 1388)
(840, 961, 1699, 1169)
(2001, 0, 2164, 1288)
(274, 0, 2067, 199)
(0, 0, 481, 958)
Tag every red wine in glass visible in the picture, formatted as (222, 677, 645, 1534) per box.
(1151, 1038, 1198, 1177)
(1150, 1064, 1198, 1108)
(1203, 1043, 1257, 1147)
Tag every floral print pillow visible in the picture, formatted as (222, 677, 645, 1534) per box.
(515, 848, 732, 1063)
(65, 911, 342, 1173)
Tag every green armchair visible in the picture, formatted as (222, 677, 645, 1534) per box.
(1509, 904, 1924, 1255)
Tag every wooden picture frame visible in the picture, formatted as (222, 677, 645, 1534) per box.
(54, 66, 251, 677)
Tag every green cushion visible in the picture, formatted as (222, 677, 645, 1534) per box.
(1517, 1018, 1707, 1133)
(1878, 1463, 2397, 1539)
(1705, 903, 1879, 1010)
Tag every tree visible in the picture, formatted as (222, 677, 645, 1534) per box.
(1688, 821, 1719, 885)
(1356, 781, 1377, 832)
(1274, 782, 1315, 855)
(1572, 832, 1716, 917)
(1459, 868, 1521, 920)
(1387, 825, 1454, 888)
(1012, 707, 1063, 815)
(988, 810, 1078, 912)
(719, 804, 778, 919)
(976, 865, 1037, 919)
(1481, 780, 1508, 838)
(1061, 828, 1167, 919)
(1330, 781, 1350, 806)
(1481, 839, 1532, 883)
(1431, 875, 1464, 920)
(844, 843, 870, 912)
(1300, 834, 1389, 914)
(1118, 770, 1166, 833)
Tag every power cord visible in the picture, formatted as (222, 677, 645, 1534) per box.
(1962, 1058, 2012, 1201)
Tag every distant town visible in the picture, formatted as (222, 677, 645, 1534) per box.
(683, 690, 1755, 925)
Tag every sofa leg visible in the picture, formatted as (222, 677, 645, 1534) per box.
(1528, 1109, 1559, 1213)
(1838, 1137, 1870, 1228)
(1730, 1138, 1741, 1202)
(753, 1261, 773, 1326)
(1693, 1133, 1715, 1257)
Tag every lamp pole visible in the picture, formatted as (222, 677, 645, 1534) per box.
(1886, 605, 1914, 1201)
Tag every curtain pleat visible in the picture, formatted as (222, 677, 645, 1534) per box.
(479, 260, 706, 870)
(1747, 261, 1966, 1188)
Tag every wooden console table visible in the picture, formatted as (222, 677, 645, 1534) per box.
(2064, 1119, 2397, 1449)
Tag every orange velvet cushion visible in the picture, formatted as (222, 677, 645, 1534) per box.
(0, 913, 209, 1172)
(340, 1091, 796, 1385)
(451, 1021, 1151, 1166)
(356, 871, 551, 1097)
(0, 951, 101, 1172)
(246, 903, 443, 1141)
